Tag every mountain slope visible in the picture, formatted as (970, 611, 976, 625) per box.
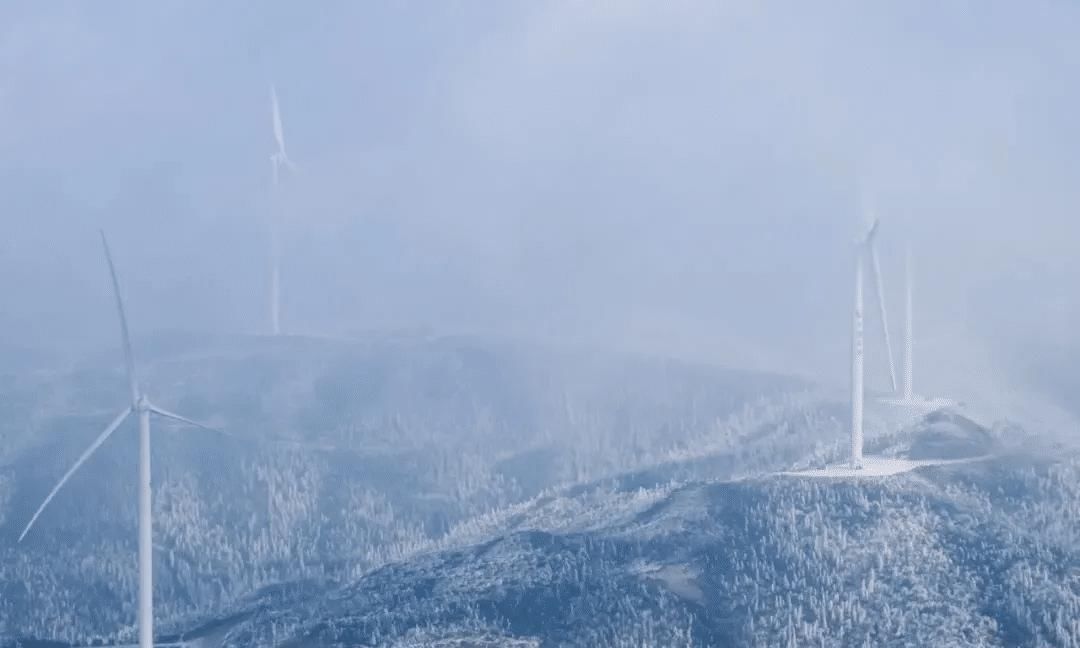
(192, 420, 1080, 647)
(0, 334, 811, 644)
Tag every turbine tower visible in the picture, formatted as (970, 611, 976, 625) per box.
(850, 219, 880, 469)
(269, 83, 297, 336)
(19, 232, 220, 648)
(851, 228, 866, 468)
(902, 244, 913, 401)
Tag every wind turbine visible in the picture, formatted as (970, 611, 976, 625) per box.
(19, 232, 221, 648)
(879, 241, 957, 412)
(852, 209, 906, 466)
(269, 83, 297, 336)
(902, 245, 914, 400)
(868, 225, 898, 394)
(850, 220, 875, 468)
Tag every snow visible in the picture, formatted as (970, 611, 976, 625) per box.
(876, 396, 958, 416)
(870, 396, 962, 434)
(631, 562, 704, 603)
(778, 454, 992, 479)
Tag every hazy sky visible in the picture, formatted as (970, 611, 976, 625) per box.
(2, 1, 1079, 394)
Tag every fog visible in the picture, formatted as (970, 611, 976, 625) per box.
(2, 1, 1078, 397)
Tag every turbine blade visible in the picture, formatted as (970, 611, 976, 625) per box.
(18, 407, 133, 542)
(271, 84, 287, 157)
(100, 231, 139, 404)
(869, 240, 898, 393)
(148, 403, 229, 437)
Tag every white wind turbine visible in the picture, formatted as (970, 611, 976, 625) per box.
(781, 218, 968, 479)
(868, 223, 898, 394)
(850, 220, 871, 468)
(269, 83, 298, 336)
(849, 216, 896, 468)
(19, 232, 221, 648)
(879, 241, 957, 412)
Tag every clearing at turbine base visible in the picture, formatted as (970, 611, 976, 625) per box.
(18, 232, 223, 648)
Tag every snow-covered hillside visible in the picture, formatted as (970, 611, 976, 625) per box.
(0, 334, 813, 644)
(189, 420, 1080, 647)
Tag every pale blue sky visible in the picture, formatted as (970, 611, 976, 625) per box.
(1, 1, 1079, 392)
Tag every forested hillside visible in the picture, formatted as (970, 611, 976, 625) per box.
(200, 423, 1080, 647)
(0, 335, 814, 644)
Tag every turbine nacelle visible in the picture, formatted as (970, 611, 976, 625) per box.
(270, 151, 296, 172)
(859, 218, 880, 248)
(852, 217, 880, 249)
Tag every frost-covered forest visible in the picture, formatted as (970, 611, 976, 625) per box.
(5, 0, 1080, 645)
(209, 440, 1080, 647)
(0, 335, 820, 644)
(1, 336, 1078, 646)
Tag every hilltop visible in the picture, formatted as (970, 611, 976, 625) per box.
(191, 422, 1080, 647)
(0, 333, 814, 644)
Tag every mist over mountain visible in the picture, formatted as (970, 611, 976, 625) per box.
(2, 1, 1080, 380)
(2, 334, 1078, 646)
(0, 335, 815, 642)
(3, 2, 1080, 647)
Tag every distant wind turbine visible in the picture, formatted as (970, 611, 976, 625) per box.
(850, 219, 879, 469)
(269, 83, 297, 336)
(19, 232, 222, 648)
(868, 225, 898, 393)
(903, 244, 914, 400)
(879, 240, 957, 412)
(851, 208, 906, 468)
(780, 222, 968, 479)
